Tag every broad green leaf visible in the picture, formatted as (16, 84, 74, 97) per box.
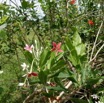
(69, 50, 79, 66)
(38, 70, 47, 84)
(46, 52, 57, 70)
(79, 55, 87, 64)
(47, 57, 54, 70)
(58, 72, 77, 83)
(56, 52, 64, 61)
(73, 31, 82, 46)
(65, 38, 74, 51)
(51, 59, 65, 71)
(48, 68, 65, 78)
(39, 49, 50, 68)
(75, 43, 86, 56)
(58, 72, 70, 78)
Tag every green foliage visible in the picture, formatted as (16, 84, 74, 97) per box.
(38, 70, 47, 84)
(70, 98, 88, 103)
(0, 16, 8, 24)
(0, 0, 103, 103)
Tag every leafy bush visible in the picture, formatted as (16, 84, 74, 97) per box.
(0, 0, 104, 103)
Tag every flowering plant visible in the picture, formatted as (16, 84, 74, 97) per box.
(0, 0, 103, 103)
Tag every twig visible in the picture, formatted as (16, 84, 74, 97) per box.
(90, 21, 103, 61)
(9, 0, 20, 9)
(68, 10, 102, 22)
(89, 43, 104, 63)
(53, 81, 72, 103)
(23, 90, 41, 103)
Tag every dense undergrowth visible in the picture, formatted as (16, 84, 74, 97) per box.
(0, 0, 104, 103)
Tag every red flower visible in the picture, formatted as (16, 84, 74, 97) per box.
(51, 42, 63, 54)
(88, 20, 94, 25)
(28, 72, 38, 77)
(70, 0, 76, 5)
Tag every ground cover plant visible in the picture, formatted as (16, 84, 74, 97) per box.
(0, 0, 104, 103)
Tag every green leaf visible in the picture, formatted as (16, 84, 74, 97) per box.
(71, 98, 88, 103)
(65, 38, 74, 51)
(75, 43, 86, 56)
(24, 51, 33, 64)
(79, 55, 87, 64)
(38, 70, 47, 84)
(56, 52, 64, 61)
(73, 31, 81, 46)
(51, 59, 65, 71)
(0, 16, 8, 25)
(58, 72, 70, 78)
(47, 57, 54, 70)
(54, 77, 67, 91)
(68, 77, 77, 83)
(58, 72, 77, 83)
(68, 50, 79, 66)
(48, 68, 64, 78)
(39, 49, 50, 68)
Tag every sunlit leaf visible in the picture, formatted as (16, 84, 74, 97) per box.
(73, 31, 82, 46)
(0, 16, 8, 24)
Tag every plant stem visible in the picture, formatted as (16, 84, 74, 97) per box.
(89, 43, 104, 63)
(90, 21, 103, 61)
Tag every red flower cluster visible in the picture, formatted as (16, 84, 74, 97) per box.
(28, 72, 38, 77)
(88, 20, 94, 25)
(70, 0, 76, 5)
(51, 42, 63, 54)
